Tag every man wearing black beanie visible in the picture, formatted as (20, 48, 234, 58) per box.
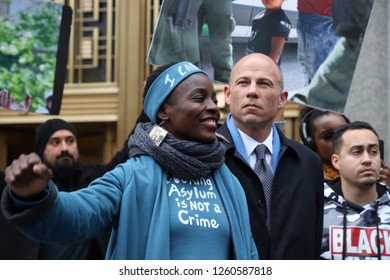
(0, 118, 132, 260)
(35, 118, 78, 159)
(34, 118, 80, 190)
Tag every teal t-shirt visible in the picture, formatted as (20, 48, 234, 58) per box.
(167, 174, 232, 259)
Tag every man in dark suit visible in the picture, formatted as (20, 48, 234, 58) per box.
(217, 53, 324, 259)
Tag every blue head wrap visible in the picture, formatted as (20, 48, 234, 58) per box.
(144, 61, 206, 124)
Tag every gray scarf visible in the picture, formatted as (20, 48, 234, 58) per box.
(128, 122, 226, 179)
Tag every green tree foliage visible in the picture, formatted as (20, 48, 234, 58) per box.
(0, 1, 62, 111)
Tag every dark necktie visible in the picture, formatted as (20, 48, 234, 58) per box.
(254, 144, 273, 233)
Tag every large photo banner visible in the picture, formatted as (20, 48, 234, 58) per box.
(0, 0, 72, 115)
(147, 0, 373, 114)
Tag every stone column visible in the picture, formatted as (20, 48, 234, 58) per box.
(344, 0, 390, 161)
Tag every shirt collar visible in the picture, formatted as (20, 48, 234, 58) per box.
(237, 128, 274, 158)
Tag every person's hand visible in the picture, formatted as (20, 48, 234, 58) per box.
(5, 153, 53, 199)
(379, 160, 390, 186)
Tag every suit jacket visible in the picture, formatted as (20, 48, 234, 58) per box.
(218, 122, 324, 259)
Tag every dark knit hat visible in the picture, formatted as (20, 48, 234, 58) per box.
(35, 118, 78, 158)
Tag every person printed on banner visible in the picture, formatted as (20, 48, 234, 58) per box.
(245, 0, 292, 65)
(296, 0, 339, 85)
(35, 91, 53, 114)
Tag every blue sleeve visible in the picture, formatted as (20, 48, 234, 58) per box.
(10, 163, 130, 245)
(9, 186, 50, 208)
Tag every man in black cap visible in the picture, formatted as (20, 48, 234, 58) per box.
(0, 118, 131, 259)
(35, 118, 81, 191)
(33, 118, 131, 192)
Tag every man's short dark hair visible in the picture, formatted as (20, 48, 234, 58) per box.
(332, 121, 379, 154)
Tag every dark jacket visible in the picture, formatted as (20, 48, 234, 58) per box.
(0, 145, 129, 260)
(217, 123, 324, 259)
